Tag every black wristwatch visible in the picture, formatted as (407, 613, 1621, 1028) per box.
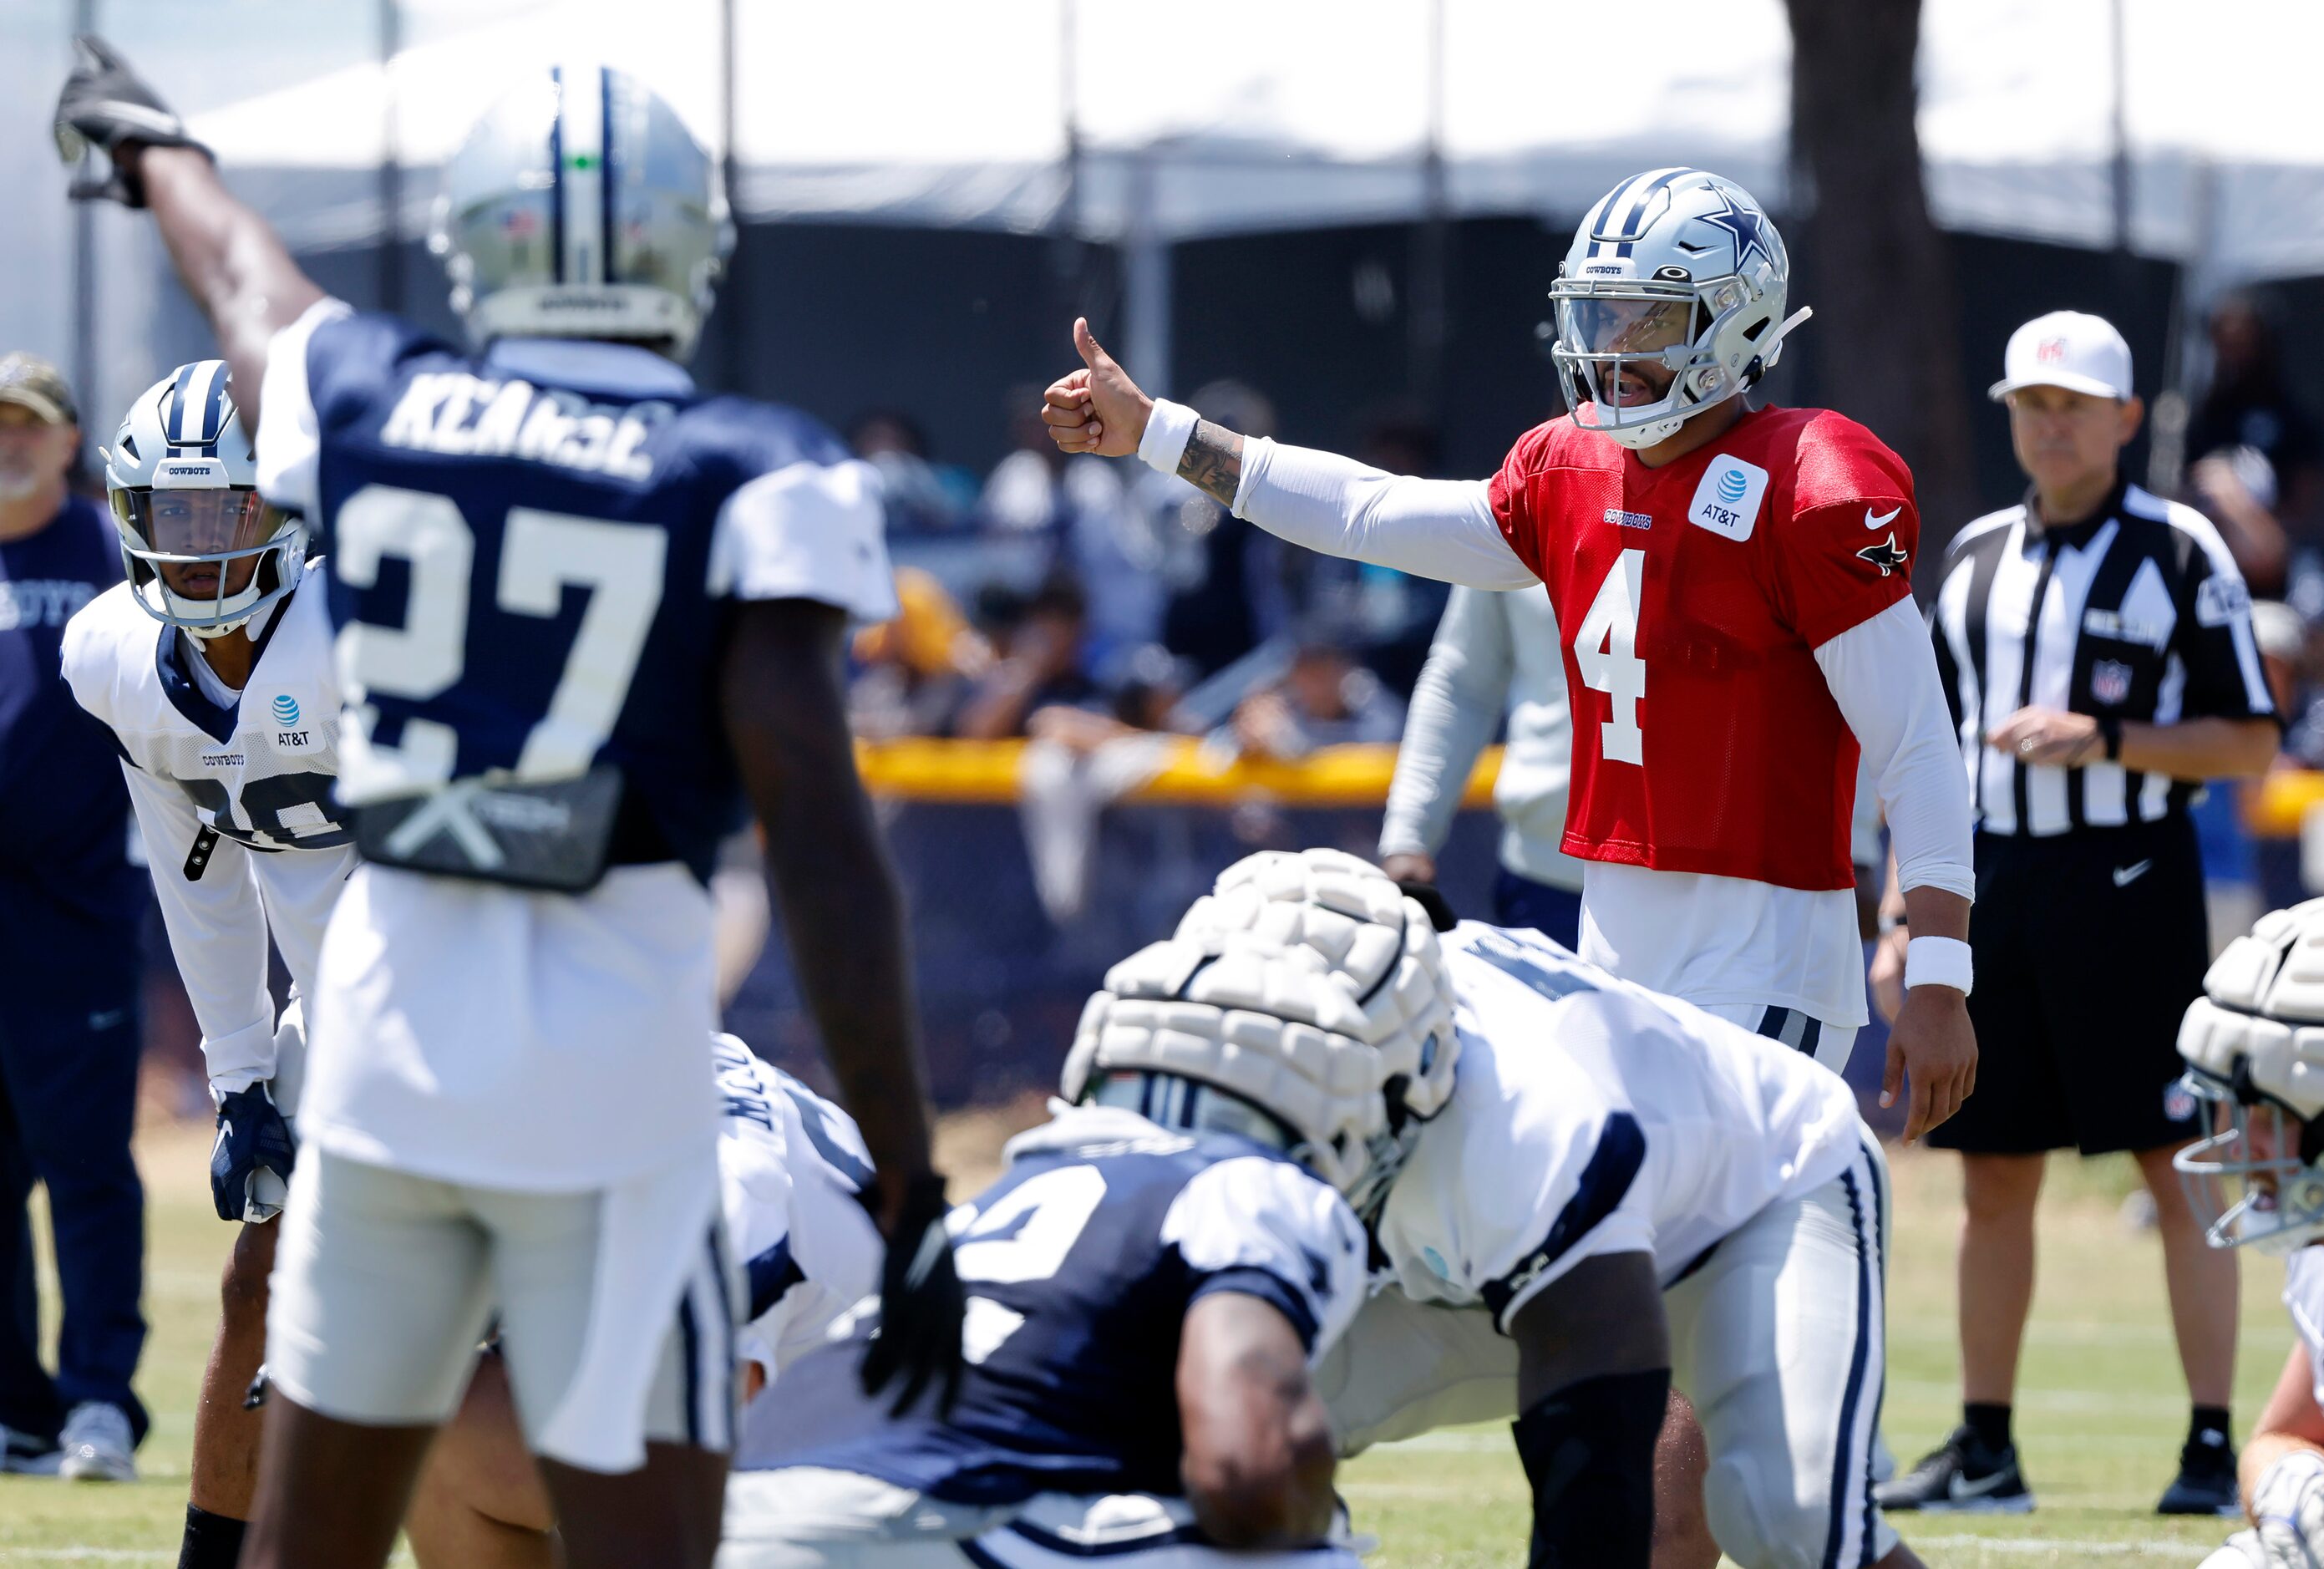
(2098, 715, 2124, 763)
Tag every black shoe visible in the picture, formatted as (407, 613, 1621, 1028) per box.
(2158, 1432, 2242, 1516)
(1874, 1424, 2036, 1514)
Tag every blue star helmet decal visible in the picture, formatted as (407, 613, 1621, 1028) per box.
(1699, 187, 1779, 277)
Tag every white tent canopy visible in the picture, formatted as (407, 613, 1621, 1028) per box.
(187, 0, 2324, 283)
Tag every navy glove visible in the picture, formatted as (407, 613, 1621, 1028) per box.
(858, 1172, 965, 1416)
(210, 1084, 296, 1223)
(53, 35, 211, 207)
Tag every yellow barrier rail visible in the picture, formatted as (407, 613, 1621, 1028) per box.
(2245, 769, 2324, 837)
(854, 738, 1504, 808)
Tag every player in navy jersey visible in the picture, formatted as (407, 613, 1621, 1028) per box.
(58, 38, 960, 1569)
(718, 930, 1458, 1567)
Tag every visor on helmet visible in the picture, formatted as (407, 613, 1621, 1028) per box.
(112, 486, 274, 560)
(109, 485, 302, 637)
(2172, 1070, 2324, 1253)
(1557, 295, 1697, 360)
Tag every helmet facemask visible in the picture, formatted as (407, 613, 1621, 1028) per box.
(2174, 1067, 2324, 1255)
(110, 482, 303, 640)
(1550, 269, 1789, 449)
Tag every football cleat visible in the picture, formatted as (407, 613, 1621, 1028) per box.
(1875, 1425, 2035, 1515)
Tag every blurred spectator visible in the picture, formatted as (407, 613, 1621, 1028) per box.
(2184, 294, 2324, 597)
(2250, 599, 2311, 912)
(1380, 585, 1587, 947)
(1347, 411, 1454, 694)
(2254, 598, 2308, 732)
(984, 388, 1156, 656)
(850, 409, 977, 533)
(1226, 635, 1405, 761)
(849, 566, 992, 739)
(1155, 381, 1298, 678)
(1017, 644, 1195, 925)
(956, 576, 1105, 740)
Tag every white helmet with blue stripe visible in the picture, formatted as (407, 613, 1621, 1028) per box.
(1549, 168, 1812, 449)
(430, 64, 733, 363)
(102, 360, 306, 639)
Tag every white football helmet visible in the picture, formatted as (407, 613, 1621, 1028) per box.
(1549, 168, 1810, 449)
(103, 360, 305, 639)
(1064, 932, 1444, 1216)
(430, 64, 733, 362)
(2175, 898, 2324, 1253)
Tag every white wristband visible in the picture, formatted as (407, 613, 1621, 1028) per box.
(1904, 935, 1974, 995)
(1138, 398, 1200, 476)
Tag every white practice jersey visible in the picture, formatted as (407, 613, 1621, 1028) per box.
(1376, 922, 1863, 1330)
(61, 576, 357, 1092)
(2285, 1247, 2324, 1409)
(712, 1034, 882, 1379)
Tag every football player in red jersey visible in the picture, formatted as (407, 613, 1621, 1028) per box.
(1045, 167, 1976, 1569)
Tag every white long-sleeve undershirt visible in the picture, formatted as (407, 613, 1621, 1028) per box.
(1813, 597, 1977, 901)
(1224, 433, 1540, 591)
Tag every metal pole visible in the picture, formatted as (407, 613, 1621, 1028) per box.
(1053, 0, 1088, 324)
(1407, 0, 1449, 419)
(2108, 0, 2131, 256)
(377, 0, 404, 314)
(1124, 155, 1170, 401)
(718, 0, 744, 390)
(71, 0, 98, 424)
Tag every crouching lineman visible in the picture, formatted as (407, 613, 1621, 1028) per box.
(60, 361, 347, 1563)
(2175, 900, 2324, 1569)
(1184, 850, 1921, 1569)
(715, 932, 1440, 1566)
(406, 1033, 881, 1567)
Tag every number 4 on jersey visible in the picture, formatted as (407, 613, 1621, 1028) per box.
(1574, 548, 1646, 765)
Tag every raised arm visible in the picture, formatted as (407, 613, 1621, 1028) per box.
(56, 38, 321, 419)
(1042, 320, 1538, 591)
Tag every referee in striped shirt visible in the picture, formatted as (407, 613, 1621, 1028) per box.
(1880, 312, 2280, 1520)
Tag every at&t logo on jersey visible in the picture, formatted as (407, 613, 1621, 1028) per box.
(1687, 454, 1768, 541)
(271, 693, 312, 749)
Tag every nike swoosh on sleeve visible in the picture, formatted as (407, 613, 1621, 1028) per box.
(1864, 505, 1902, 530)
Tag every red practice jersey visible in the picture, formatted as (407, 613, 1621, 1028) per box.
(1489, 404, 1917, 891)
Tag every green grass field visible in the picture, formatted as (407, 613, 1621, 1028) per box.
(0, 1120, 2291, 1566)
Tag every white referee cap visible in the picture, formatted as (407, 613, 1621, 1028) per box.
(1990, 310, 2134, 402)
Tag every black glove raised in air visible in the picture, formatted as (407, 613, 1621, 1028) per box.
(859, 1171, 966, 1417)
(53, 34, 212, 207)
(209, 1084, 296, 1224)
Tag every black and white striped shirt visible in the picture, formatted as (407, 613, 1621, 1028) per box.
(1928, 479, 2274, 837)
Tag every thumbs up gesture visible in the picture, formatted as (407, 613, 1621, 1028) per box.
(1040, 317, 1152, 460)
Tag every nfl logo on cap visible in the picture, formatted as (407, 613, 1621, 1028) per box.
(1992, 311, 2134, 403)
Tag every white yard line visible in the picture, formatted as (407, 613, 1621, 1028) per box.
(1910, 1534, 2196, 1559)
